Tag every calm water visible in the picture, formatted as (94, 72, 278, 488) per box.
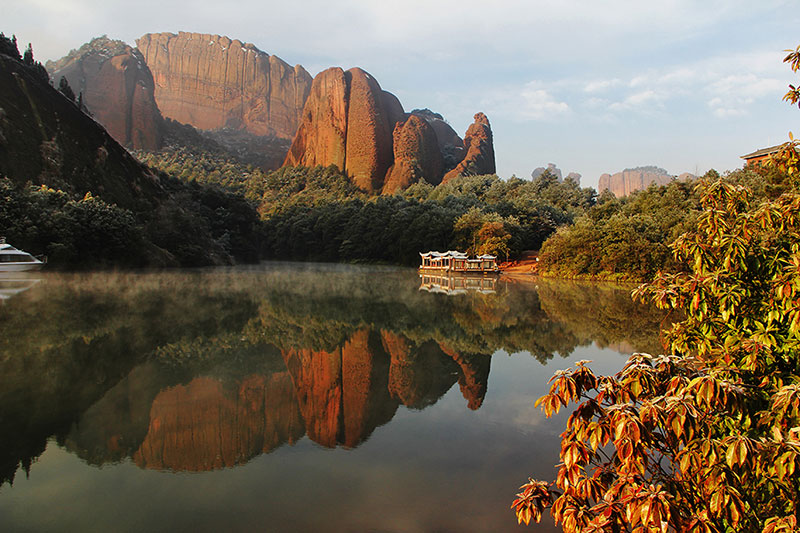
(0, 264, 664, 532)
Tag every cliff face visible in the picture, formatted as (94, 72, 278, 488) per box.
(598, 166, 675, 197)
(136, 32, 312, 140)
(382, 115, 444, 194)
(282, 67, 349, 170)
(344, 68, 397, 193)
(284, 67, 489, 194)
(47, 37, 163, 151)
(442, 112, 496, 183)
(410, 109, 464, 172)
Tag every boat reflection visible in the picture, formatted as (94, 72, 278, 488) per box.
(419, 272, 497, 294)
(0, 277, 41, 301)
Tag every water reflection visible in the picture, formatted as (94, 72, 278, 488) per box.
(0, 266, 665, 485)
(0, 277, 40, 301)
(419, 272, 497, 294)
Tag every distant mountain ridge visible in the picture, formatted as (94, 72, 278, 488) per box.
(598, 166, 695, 197)
(45, 32, 494, 194)
(46, 32, 311, 170)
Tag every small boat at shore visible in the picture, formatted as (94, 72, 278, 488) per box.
(0, 239, 45, 272)
(419, 251, 499, 274)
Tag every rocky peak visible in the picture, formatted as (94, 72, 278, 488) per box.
(283, 68, 491, 194)
(410, 108, 465, 172)
(136, 31, 312, 140)
(283, 66, 350, 170)
(47, 36, 163, 150)
(382, 114, 444, 194)
(442, 112, 496, 183)
(343, 67, 397, 193)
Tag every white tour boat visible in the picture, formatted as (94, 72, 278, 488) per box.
(0, 239, 45, 272)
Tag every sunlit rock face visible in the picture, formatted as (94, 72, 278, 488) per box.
(283, 67, 491, 194)
(598, 167, 678, 197)
(442, 112, 496, 183)
(47, 36, 163, 150)
(133, 373, 305, 471)
(343, 68, 398, 193)
(282, 67, 349, 171)
(136, 32, 312, 140)
(383, 115, 445, 194)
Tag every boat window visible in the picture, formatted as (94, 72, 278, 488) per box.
(0, 254, 34, 262)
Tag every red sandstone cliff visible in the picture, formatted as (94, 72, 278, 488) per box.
(47, 36, 163, 150)
(442, 112, 496, 183)
(344, 68, 397, 193)
(283, 67, 349, 170)
(283, 68, 490, 194)
(597, 166, 677, 198)
(136, 32, 311, 140)
(410, 109, 465, 171)
(382, 115, 445, 194)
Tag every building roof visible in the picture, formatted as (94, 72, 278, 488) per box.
(740, 142, 791, 160)
(420, 251, 496, 260)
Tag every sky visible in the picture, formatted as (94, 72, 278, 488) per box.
(6, 0, 800, 189)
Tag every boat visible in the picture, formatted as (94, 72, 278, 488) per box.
(0, 239, 46, 271)
(419, 250, 499, 274)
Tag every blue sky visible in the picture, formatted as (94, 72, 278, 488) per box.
(7, 0, 800, 188)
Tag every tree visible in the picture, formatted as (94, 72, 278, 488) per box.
(784, 45, 800, 108)
(512, 169, 800, 530)
(22, 43, 33, 65)
(58, 76, 76, 103)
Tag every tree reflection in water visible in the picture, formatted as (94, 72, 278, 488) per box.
(0, 266, 665, 482)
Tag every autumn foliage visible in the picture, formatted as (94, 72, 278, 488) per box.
(512, 146, 800, 531)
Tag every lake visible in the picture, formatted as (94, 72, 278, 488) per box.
(0, 264, 665, 532)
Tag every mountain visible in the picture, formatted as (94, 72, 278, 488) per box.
(442, 112, 496, 183)
(0, 51, 161, 211)
(531, 163, 582, 185)
(0, 36, 263, 267)
(136, 32, 312, 140)
(283, 66, 494, 194)
(598, 166, 678, 197)
(46, 36, 163, 151)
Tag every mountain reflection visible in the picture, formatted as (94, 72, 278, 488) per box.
(0, 266, 665, 481)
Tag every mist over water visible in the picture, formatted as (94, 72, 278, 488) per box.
(0, 264, 664, 532)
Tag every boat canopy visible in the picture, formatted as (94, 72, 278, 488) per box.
(420, 251, 496, 260)
(419, 250, 468, 259)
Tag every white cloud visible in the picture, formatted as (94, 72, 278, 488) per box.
(519, 83, 571, 119)
(584, 78, 622, 93)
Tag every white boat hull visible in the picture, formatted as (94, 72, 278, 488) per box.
(0, 262, 44, 272)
